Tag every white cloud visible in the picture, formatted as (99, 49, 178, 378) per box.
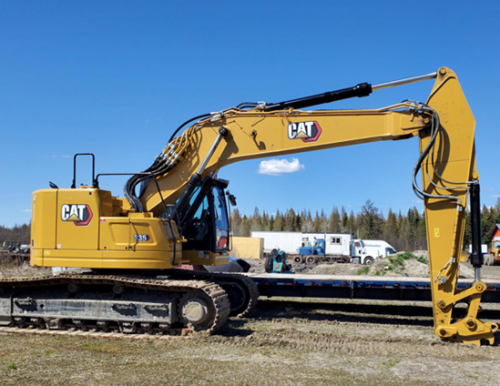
(492, 195, 500, 198)
(412, 200, 424, 204)
(258, 158, 305, 176)
(21, 209, 31, 212)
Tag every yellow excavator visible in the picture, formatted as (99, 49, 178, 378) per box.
(0, 67, 497, 345)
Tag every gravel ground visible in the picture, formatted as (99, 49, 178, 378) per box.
(0, 254, 499, 385)
(0, 297, 499, 386)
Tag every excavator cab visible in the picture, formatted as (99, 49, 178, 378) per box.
(171, 175, 231, 254)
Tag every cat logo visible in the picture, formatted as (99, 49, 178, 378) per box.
(287, 121, 322, 142)
(61, 204, 93, 226)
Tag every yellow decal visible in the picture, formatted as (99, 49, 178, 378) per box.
(434, 228, 440, 237)
(44, 250, 51, 255)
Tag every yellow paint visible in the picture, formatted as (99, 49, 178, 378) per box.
(230, 237, 264, 259)
(182, 250, 229, 266)
(31, 188, 183, 269)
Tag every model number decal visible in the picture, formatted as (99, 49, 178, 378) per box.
(288, 121, 322, 142)
(134, 234, 150, 242)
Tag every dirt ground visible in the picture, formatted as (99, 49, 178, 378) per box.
(0, 256, 499, 385)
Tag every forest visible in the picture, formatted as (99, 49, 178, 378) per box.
(229, 199, 500, 252)
(2, 199, 500, 252)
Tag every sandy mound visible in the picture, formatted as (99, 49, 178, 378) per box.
(360, 252, 474, 279)
(364, 253, 430, 277)
(412, 250, 429, 261)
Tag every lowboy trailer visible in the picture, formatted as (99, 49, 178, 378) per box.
(243, 273, 500, 303)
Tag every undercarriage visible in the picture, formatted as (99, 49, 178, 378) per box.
(0, 270, 258, 336)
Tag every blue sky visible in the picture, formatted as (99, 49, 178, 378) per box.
(1, 1, 499, 226)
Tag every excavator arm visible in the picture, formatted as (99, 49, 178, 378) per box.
(132, 67, 497, 345)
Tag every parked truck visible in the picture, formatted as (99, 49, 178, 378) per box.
(356, 239, 397, 265)
(251, 231, 369, 264)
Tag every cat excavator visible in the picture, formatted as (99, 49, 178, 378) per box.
(0, 67, 496, 345)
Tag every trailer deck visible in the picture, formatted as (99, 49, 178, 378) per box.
(243, 273, 500, 303)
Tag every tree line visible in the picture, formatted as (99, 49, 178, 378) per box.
(230, 199, 500, 252)
(0, 224, 31, 246)
(3, 198, 500, 252)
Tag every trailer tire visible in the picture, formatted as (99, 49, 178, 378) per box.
(305, 255, 317, 265)
(293, 255, 304, 264)
(364, 256, 375, 265)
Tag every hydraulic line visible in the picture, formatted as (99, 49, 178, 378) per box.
(410, 102, 460, 203)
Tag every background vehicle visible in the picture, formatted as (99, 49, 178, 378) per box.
(252, 231, 367, 264)
(356, 239, 397, 264)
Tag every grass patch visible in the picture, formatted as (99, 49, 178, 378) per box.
(387, 252, 427, 267)
(357, 266, 370, 275)
(7, 364, 17, 370)
(383, 359, 400, 368)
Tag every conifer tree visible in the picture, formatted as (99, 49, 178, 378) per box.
(312, 211, 322, 232)
(285, 209, 296, 231)
(268, 215, 275, 231)
(302, 210, 313, 232)
(328, 207, 341, 233)
(294, 212, 302, 232)
(341, 206, 348, 233)
(231, 208, 243, 236)
(261, 211, 269, 231)
(242, 215, 251, 237)
(346, 210, 356, 236)
(274, 209, 284, 231)
(383, 208, 398, 248)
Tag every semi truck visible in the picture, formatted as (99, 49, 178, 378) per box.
(251, 231, 369, 264)
(356, 239, 397, 264)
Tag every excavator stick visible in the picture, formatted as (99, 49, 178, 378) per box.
(420, 67, 498, 345)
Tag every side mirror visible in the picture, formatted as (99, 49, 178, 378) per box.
(227, 192, 237, 206)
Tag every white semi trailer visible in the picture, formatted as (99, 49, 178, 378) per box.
(251, 231, 369, 264)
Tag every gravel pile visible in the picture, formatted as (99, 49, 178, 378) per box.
(242, 251, 475, 279)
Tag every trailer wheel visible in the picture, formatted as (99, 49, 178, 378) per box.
(305, 255, 317, 265)
(364, 256, 375, 265)
(293, 255, 304, 264)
